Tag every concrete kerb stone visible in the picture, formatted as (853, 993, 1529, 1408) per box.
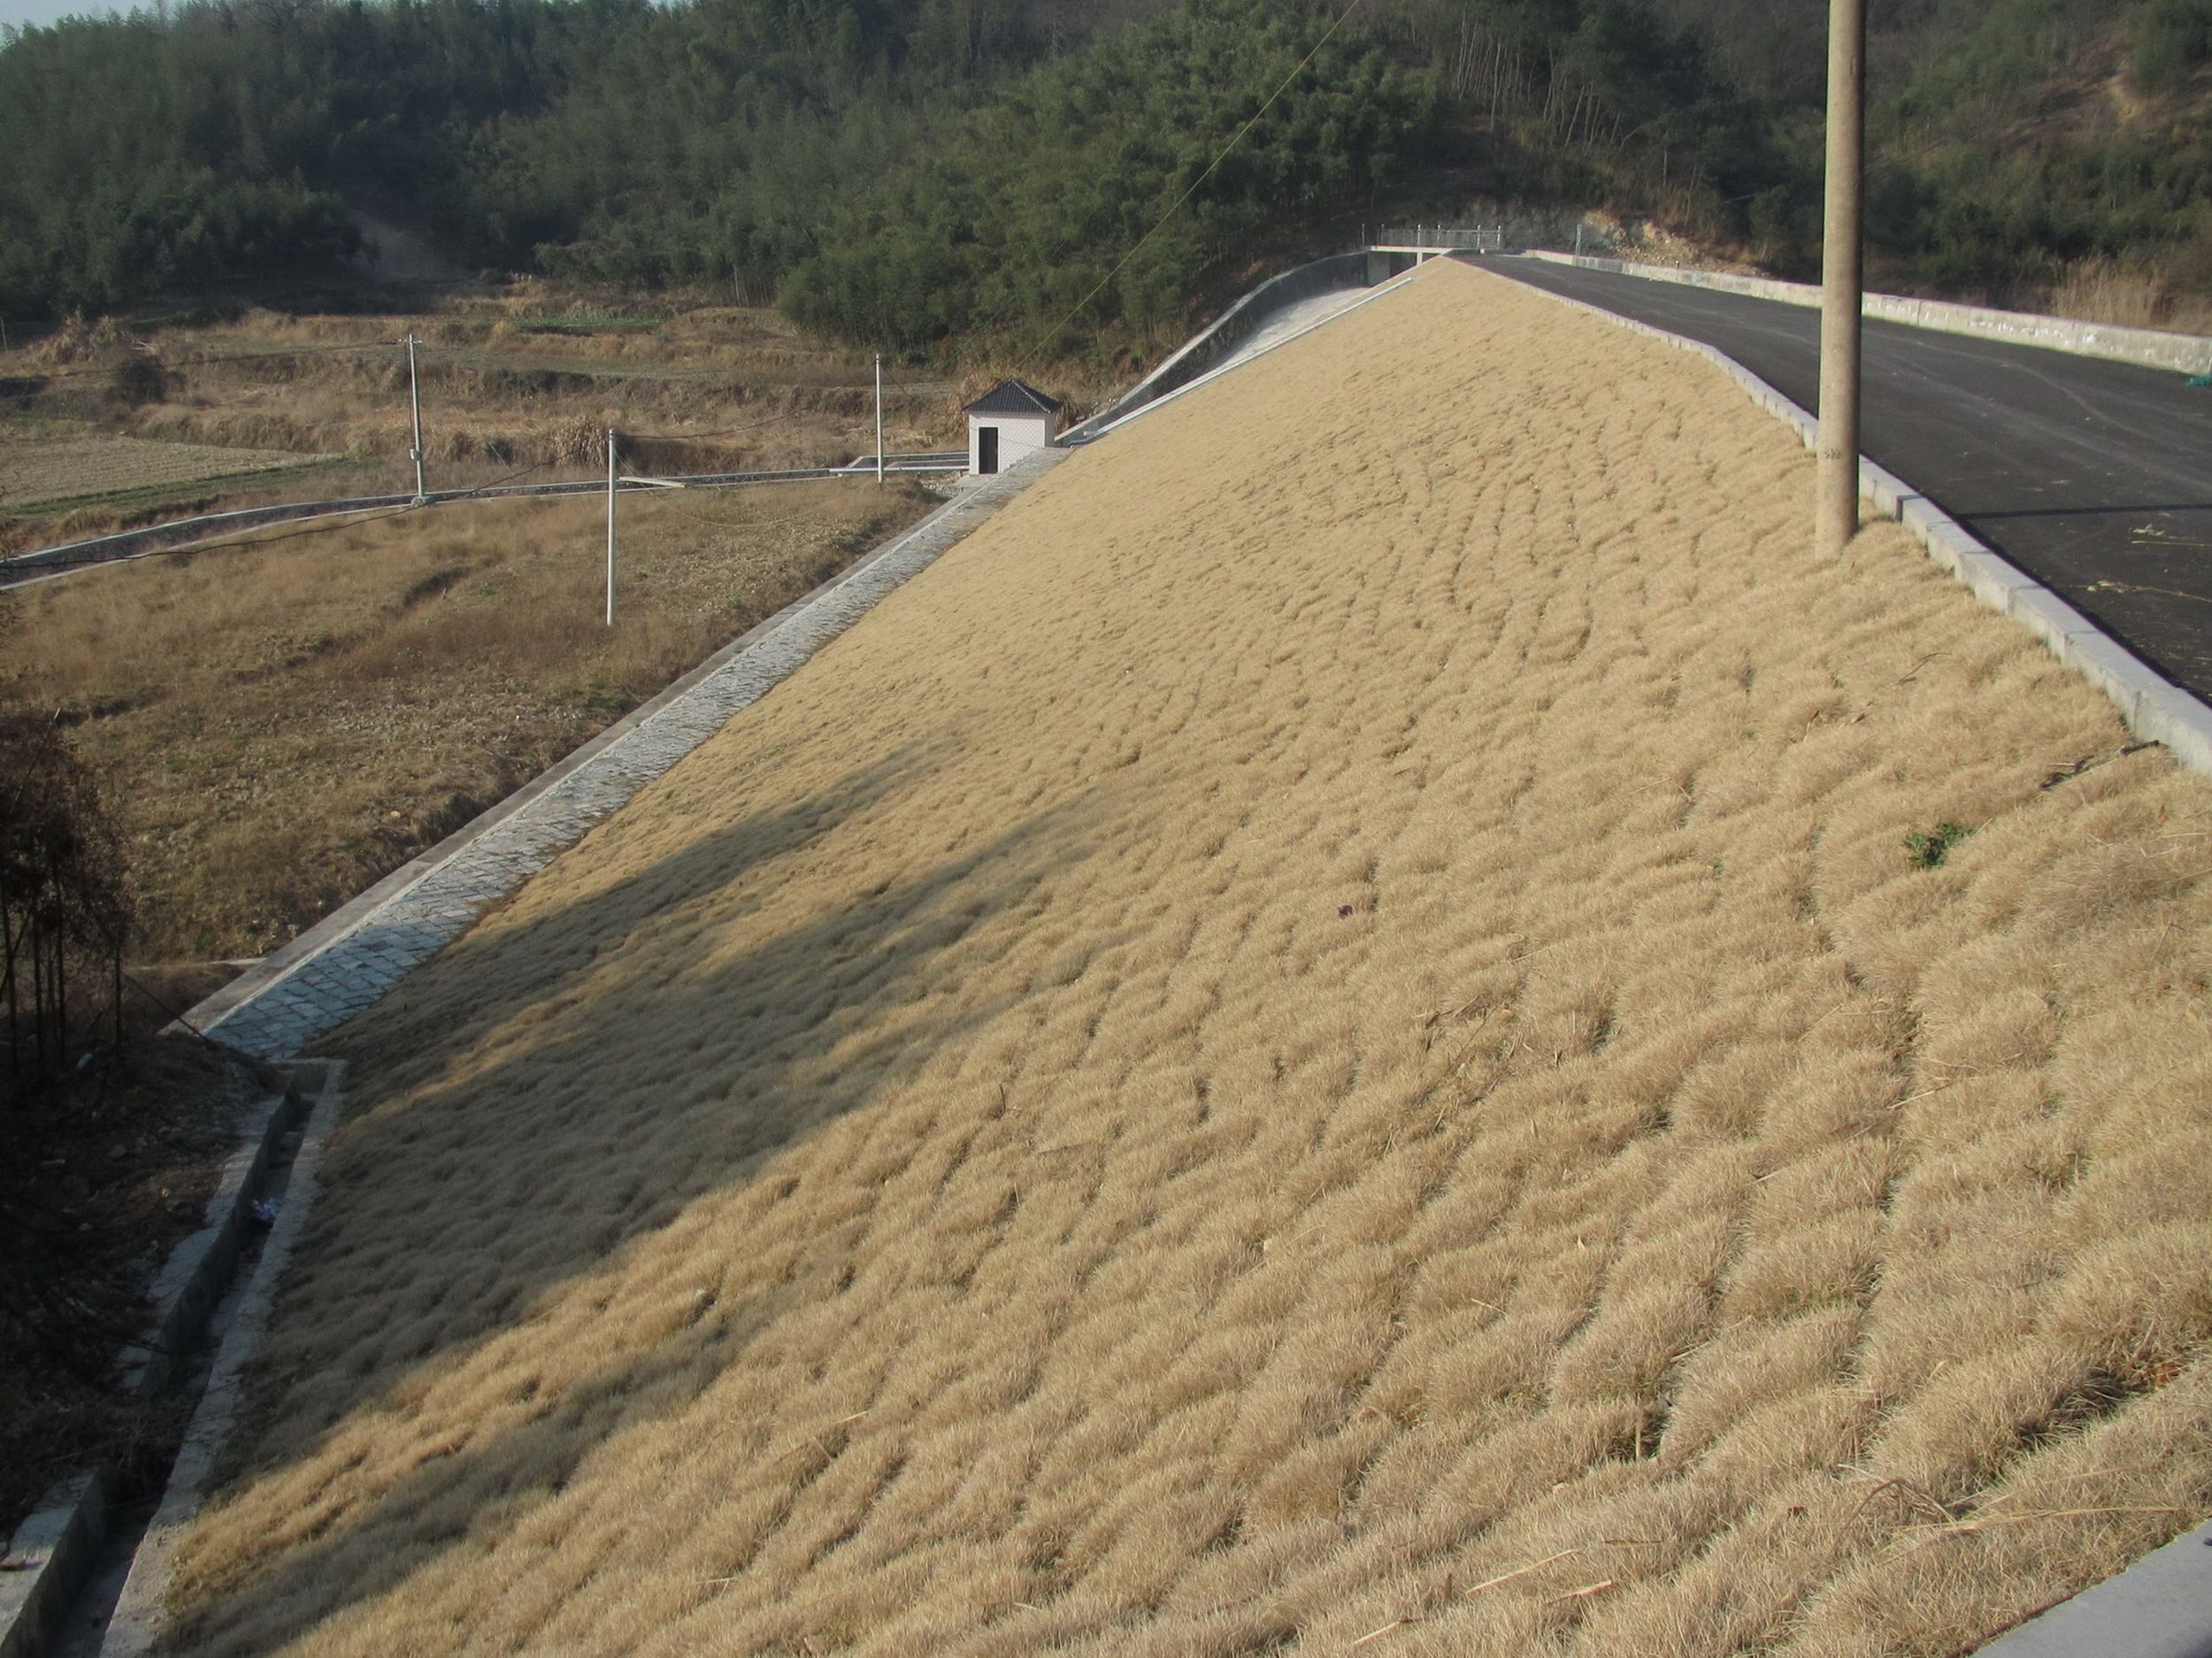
(1976, 1519, 2212, 1658)
(182, 450, 1064, 1060)
(1520, 249, 2212, 378)
(2002, 587, 2101, 659)
(99, 1063, 349, 1658)
(1504, 272, 2212, 787)
(0, 1063, 317, 1658)
(2140, 687, 2212, 779)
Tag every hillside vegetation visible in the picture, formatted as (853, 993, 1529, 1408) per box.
(163, 263, 2212, 1656)
(3, 0, 2208, 345)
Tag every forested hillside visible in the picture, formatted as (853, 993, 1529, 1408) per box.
(2, 0, 2208, 348)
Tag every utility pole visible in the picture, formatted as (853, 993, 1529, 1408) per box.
(874, 353, 885, 486)
(605, 429, 618, 628)
(1816, 0, 1867, 554)
(403, 334, 427, 503)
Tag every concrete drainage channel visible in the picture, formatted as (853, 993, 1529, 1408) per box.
(0, 470, 1057, 1658)
(0, 1061, 343, 1658)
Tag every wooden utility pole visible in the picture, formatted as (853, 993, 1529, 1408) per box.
(1816, 0, 1867, 553)
(874, 354, 885, 486)
(604, 429, 618, 628)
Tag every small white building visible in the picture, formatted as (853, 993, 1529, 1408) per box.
(964, 379, 1063, 476)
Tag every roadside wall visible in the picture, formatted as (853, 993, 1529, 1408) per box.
(1522, 250, 2212, 377)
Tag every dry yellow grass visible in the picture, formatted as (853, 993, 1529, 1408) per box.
(0, 481, 932, 958)
(0, 291, 979, 555)
(0, 429, 326, 512)
(164, 261, 2212, 1657)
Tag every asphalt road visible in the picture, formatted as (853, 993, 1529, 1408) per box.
(1471, 255, 2212, 705)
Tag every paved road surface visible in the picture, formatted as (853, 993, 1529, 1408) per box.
(1473, 255, 2212, 704)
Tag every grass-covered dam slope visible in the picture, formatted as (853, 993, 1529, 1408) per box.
(168, 261, 2212, 1658)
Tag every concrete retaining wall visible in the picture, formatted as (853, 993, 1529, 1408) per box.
(1521, 251, 2212, 377)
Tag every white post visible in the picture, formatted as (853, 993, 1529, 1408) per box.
(874, 353, 885, 486)
(604, 429, 617, 628)
(1575, 223, 1584, 257)
(404, 334, 426, 502)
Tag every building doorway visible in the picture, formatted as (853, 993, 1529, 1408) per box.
(978, 426, 1000, 475)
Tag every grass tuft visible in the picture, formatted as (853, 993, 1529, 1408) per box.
(157, 263, 2212, 1658)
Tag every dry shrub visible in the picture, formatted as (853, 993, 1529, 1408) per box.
(29, 311, 138, 367)
(157, 264, 2212, 1658)
(545, 413, 608, 465)
(2048, 252, 2212, 335)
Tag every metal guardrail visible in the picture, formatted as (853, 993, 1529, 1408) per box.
(1376, 226, 1507, 253)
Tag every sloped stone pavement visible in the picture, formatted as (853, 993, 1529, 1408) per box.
(196, 453, 1064, 1059)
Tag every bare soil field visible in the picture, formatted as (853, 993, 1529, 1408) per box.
(0, 480, 933, 963)
(163, 262, 2211, 1656)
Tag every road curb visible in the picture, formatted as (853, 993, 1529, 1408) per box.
(1976, 1520, 2212, 1657)
(1507, 276, 2212, 783)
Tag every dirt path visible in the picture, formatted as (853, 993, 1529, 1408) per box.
(158, 261, 2212, 1658)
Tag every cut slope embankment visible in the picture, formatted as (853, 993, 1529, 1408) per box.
(165, 260, 2212, 1658)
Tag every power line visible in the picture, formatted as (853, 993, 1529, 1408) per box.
(1018, 0, 1371, 369)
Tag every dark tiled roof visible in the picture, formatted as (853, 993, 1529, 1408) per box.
(964, 378, 1064, 417)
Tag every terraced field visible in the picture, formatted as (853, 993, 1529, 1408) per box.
(0, 427, 328, 514)
(165, 260, 2212, 1657)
